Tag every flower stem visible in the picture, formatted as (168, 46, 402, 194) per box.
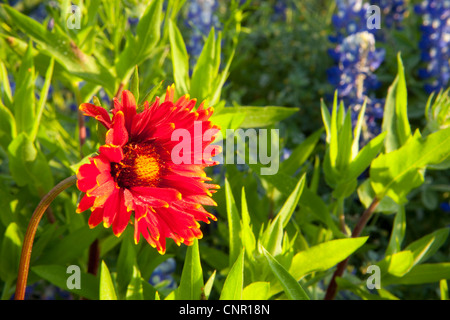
(324, 197, 380, 300)
(14, 175, 77, 300)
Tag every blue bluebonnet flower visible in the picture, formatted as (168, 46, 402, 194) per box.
(330, 0, 375, 44)
(327, 30, 385, 142)
(11, 281, 72, 300)
(440, 201, 450, 213)
(185, 0, 221, 63)
(415, 0, 450, 94)
(149, 258, 177, 289)
(271, 0, 290, 22)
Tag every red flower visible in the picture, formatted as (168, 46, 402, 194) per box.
(76, 85, 221, 254)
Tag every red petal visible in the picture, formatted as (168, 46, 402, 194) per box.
(88, 207, 104, 228)
(112, 189, 132, 236)
(130, 186, 181, 203)
(106, 111, 129, 146)
(76, 194, 95, 213)
(102, 187, 120, 228)
(99, 145, 124, 163)
(79, 103, 111, 129)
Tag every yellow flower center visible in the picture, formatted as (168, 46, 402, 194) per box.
(111, 142, 163, 188)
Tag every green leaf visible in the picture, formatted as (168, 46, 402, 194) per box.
(440, 280, 449, 300)
(177, 238, 204, 300)
(126, 265, 144, 300)
(32, 264, 99, 300)
(115, 0, 163, 82)
(379, 250, 414, 277)
(351, 99, 367, 158)
(242, 282, 271, 300)
(240, 188, 256, 260)
(370, 127, 450, 203)
(30, 57, 54, 142)
(116, 232, 137, 297)
(202, 270, 216, 300)
(100, 261, 117, 300)
(212, 111, 245, 141)
(130, 65, 140, 104)
(381, 53, 411, 153)
(3, 5, 116, 94)
(219, 249, 244, 300)
(139, 80, 164, 106)
(320, 98, 331, 144)
(225, 178, 242, 267)
(385, 205, 406, 256)
(260, 174, 306, 256)
(191, 28, 221, 103)
(37, 225, 102, 265)
(299, 188, 345, 237)
(217, 106, 298, 128)
(280, 128, 323, 176)
(168, 19, 190, 96)
(383, 263, 450, 285)
(336, 107, 353, 170)
(329, 91, 339, 168)
(262, 246, 310, 300)
(403, 228, 449, 266)
(381, 76, 401, 153)
(357, 180, 398, 214)
(7, 132, 53, 192)
(344, 131, 386, 182)
(0, 222, 23, 282)
(0, 99, 16, 150)
(14, 42, 35, 135)
(394, 53, 411, 146)
(270, 237, 368, 295)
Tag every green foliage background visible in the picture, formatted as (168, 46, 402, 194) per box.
(0, 0, 448, 301)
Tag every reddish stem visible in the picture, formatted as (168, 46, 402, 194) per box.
(324, 197, 381, 300)
(15, 175, 77, 300)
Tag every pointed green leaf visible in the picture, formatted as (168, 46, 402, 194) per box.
(225, 178, 242, 267)
(240, 188, 256, 259)
(370, 127, 450, 203)
(168, 19, 190, 96)
(270, 237, 368, 295)
(191, 28, 220, 103)
(219, 249, 244, 300)
(385, 205, 406, 256)
(202, 270, 216, 300)
(395, 53, 411, 146)
(440, 280, 449, 300)
(262, 246, 310, 300)
(379, 250, 414, 277)
(242, 282, 271, 300)
(130, 65, 140, 104)
(404, 228, 449, 266)
(178, 238, 204, 300)
(260, 174, 306, 256)
(383, 263, 450, 285)
(30, 57, 54, 142)
(0, 222, 23, 282)
(126, 265, 144, 300)
(14, 42, 35, 135)
(100, 261, 117, 300)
